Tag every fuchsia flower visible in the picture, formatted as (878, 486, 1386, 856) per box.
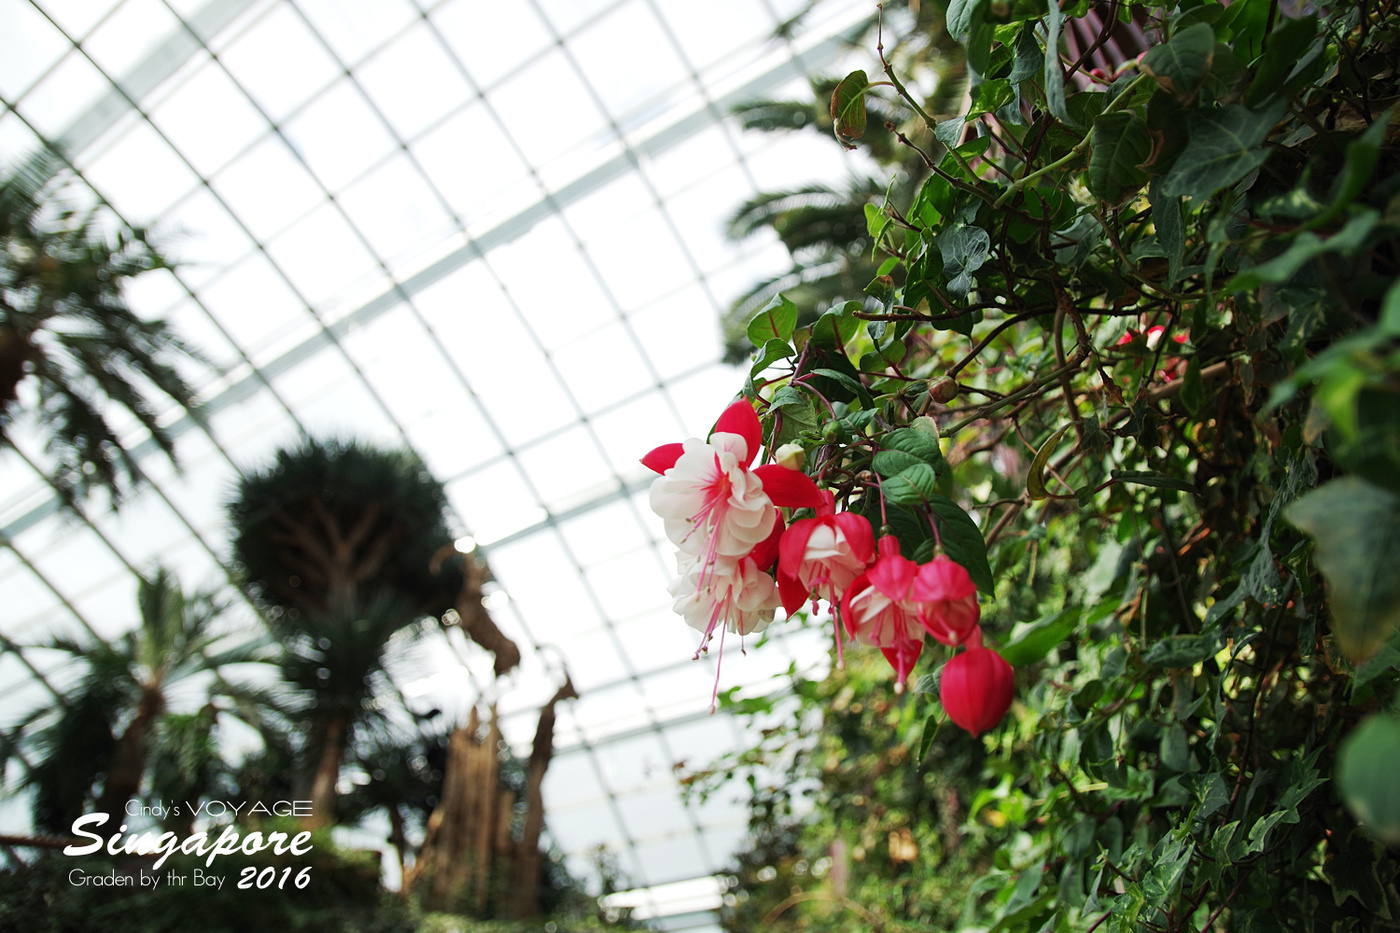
(913, 556, 981, 646)
(644, 400, 822, 581)
(777, 490, 875, 615)
(939, 631, 1015, 736)
(669, 552, 780, 641)
(840, 535, 929, 691)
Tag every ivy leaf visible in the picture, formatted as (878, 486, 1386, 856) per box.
(1141, 22, 1215, 103)
(1336, 715, 1400, 846)
(1089, 111, 1153, 205)
(1287, 478, 1400, 663)
(1226, 210, 1379, 292)
(1160, 99, 1287, 201)
(1149, 177, 1185, 286)
(830, 70, 870, 149)
(1044, 0, 1072, 125)
(939, 224, 992, 298)
(1244, 14, 1319, 106)
(747, 294, 798, 348)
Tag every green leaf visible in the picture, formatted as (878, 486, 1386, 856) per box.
(750, 338, 794, 377)
(1308, 113, 1390, 230)
(1110, 470, 1196, 493)
(1337, 715, 1400, 846)
(881, 462, 942, 506)
(1226, 210, 1379, 292)
(1180, 355, 1205, 415)
(927, 494, 995, 595)
(811, 367, 875, 409)
(1287, 477, 1400, 663)
(1043, 0, 1072, 125)
(884, 424, 945, 468)
(747, 294, 798, 348)
(1027, 424, 1075, 500)
(1244, 14, 1319, 106)
(1160, 99, 1287, 201)
(810, 306, 861, 351)
(1149, 178, 1185, 285)
(1089, 111, 1153, 205)
(830, 70, 870, 148)
(938, 224, 992, 298)
(872, 449, 923, 478)
(1000, 608, 1080, 666)
(1141, 22, 1216, 103)
(1144, 634, 1218, 667)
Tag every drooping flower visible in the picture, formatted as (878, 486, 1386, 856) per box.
(644, 400, 822, 586)
(668, 550, 781, 712)
(778, 490, 875, 612)
(939, 639, 1015, 736)
(912, 555, 980, 646)
(840, 535, 928, 690)
(668, 551, 780, 645)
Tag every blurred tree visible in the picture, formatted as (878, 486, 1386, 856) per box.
(227, 438, 465, 826)
(0, 150, 205, 509)
(4, 567, 248, 832)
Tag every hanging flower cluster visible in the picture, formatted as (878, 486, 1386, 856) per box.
(643, 400, 1014, 734)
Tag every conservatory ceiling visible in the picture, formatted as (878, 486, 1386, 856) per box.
(0, 0, 876, 928)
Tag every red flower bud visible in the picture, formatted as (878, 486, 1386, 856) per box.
(939, 646, 1014, 736)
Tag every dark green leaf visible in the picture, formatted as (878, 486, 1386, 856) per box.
(1180, 355, 1205, 415)
(750, 338, 795, 377)
(939, 224, 992, 299)
(872, 448, 923, 478)
(1044, 0, 1072, 124)
(1148, 177, 1185, 285)
(882, 462, 942, 505)
(1244, 14, 1319, 106)
(1337, 715, 1400, 846)
(1160, 99, 1287, 201)
(1144, 634, 1218, 667)
(1142, 22, 1216, 103)
(927, 494, 995, 595)
(1000, 608, 1080, 666)
(1110, 470, 1196, 493)
(1287, 477, 1400, 663)
(811, 367, 874, 409)
(1226, 210, 1379, 292)
(1089, 111, 1152, 206)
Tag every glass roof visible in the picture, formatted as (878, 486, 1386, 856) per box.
(0, 0, 880, 928)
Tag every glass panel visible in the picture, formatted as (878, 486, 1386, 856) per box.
(219, 2, 341, 122)
(355, 21, 473, 142)
(294, 0, 417, 67)
(149, 55, 268, 177)
(0, 6, 72, 100)
(79, 0, 179, 81)
(280, 77, 397, 194)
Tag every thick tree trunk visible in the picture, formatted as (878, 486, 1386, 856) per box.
(506, 678, 578, 920)
(95, 684, 163, 827)
(307, 716, 346, 828)
(405, 707, 504, 913)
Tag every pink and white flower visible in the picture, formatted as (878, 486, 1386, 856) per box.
(668, 552, 780, 644)
(840, 535, 929, 690)
(644, 400, 822, 587)
(778, 490, 875, 610)
(913, 555, 981, 646)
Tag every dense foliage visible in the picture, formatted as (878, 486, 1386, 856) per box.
(0, 151, 204, 509)
(678, 0, 1400, 929)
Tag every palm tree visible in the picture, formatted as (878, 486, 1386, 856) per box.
(0, 150, 206, 508)
(227, 437, 464, 826)
(6, 567, 245, 832)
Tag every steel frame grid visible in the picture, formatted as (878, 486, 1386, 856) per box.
(0, 0, 876, 924)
